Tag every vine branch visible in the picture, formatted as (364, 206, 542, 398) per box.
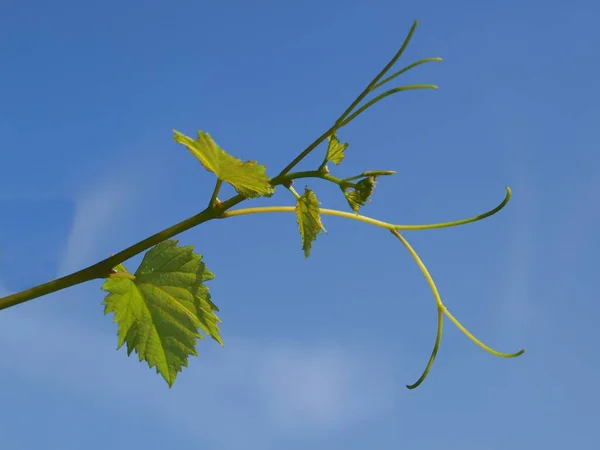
(0, 18, 522, 390)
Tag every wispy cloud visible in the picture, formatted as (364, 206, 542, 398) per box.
(495, 164, 600, 344)
(494, 174, 537, 343)
(258, 341, 395, 434)
(0, 304, 395, 450)
(555, 167, 600, 264)
(55, 140, 190, 278)
(56, 173, 140, 277)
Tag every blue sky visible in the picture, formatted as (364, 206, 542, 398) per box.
(1, 0, 598, 448)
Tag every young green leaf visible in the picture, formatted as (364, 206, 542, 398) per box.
(101, 240, 221, 387)
(325, 133, 348, 165)
(295, 188, 325, 258)
(344, 176, 377, 213)
(173, 130, 275, 198)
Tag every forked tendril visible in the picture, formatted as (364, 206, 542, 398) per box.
(279, 19, 441, 178)
(221, 187, 524, 388)
(389, 229, 524, 389)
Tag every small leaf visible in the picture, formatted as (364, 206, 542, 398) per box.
(295, 188, 325, 258)
(173, 130, 275, 198)
(344, 176, 377, 213)
(101, 240, 222, 387)
(325, 133, 348, 165)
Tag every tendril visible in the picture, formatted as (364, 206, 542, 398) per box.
(223, 187, 511, 233)
(406, 306, 444, 389)
(389, 228, 524, 389)
(222, 187, 524, 389)
(443, 307, 525, 358)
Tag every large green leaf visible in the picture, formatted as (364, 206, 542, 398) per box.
(325, 133, 348, 165)
(173, 130, 275, 198)
(101, 240, 221, 387)
(344, 176, 377, 213)
(295, 188, 325, 258)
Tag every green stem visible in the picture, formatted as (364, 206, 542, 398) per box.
(0, 207, 218, 311)
(0, 268, 102, 311)
(271, 170, 351, 189)
(209, 179, 223, 207)
(0, 170, 336, 311)
(276, 127, 337, 178)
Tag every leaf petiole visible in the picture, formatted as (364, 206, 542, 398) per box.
(287, 185, 301, 199)
(208, 179, 223, 208)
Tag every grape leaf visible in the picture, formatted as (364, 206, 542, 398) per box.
(173, 130, 275, 198)
(101, 240, 221, 387)
(295, 188, 325, 258)
(344, 176, 377, 213)
(325, 133, 348, 165)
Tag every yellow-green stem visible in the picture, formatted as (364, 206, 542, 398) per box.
(221, 201, 524, 387)
(220, 187, 511, 232)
